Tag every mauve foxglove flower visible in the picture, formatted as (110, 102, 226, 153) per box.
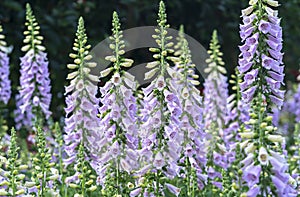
(88, 12, 138, 195)
(63, 16, 99, 184)
(14, 94, 33, 130)
(202, 30, 229, 194)
(19, 4, 52, 122)
(238, 0, 285, 109)
(204, 30, 228, 133)
(136, 2, 183, 196)
(171, 25, 206, 194)
(238, 1, 297, 196)
(0, 25, 11, 105)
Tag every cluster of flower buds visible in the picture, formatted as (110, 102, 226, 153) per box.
(0, 128, 27, 196)
(25, 127, 60, 196)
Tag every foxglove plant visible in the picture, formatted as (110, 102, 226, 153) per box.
(0, 128, 27, 196)
(0, 24, 11, 106)
(221, 70, 250, 196)
(52, 122, 66, 194)
(0, 24, 11, 139)
(19, 3, 52, 126)
(202, 30, 229, 195)
(26, 127, 59, 196)
(172, 25, 205, 196)
(63, 17, 99, 197)
(135, 1, 183, 196)
(89, 12, 138, 196)
(66, 142, 97, 196)
(63, 16, 99, 167)
(238, 0, 297, 196)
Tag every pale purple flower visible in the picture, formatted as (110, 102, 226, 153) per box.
(247, 185, 260, 197)
(0, 51, 11, 105)
(243, 164, 261, 187)
(19, 50, 52, 119)
(14, 94, 33, 129)
(238, 2, 285, 109)
(165, 183, 181, 196)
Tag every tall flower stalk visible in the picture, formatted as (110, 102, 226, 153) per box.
(0, 24, 11, 139)
(90, 11, 138, 196)
(0, 24, 11, 106)
(0, 128, 27, 196)
(63, 16, 99, 195)
(26, 127, 59, 196)
(19, 3, 52, 126)
(172, 25, 205, 196)
(63, 16, 99, 166)
(135, 1, 183, 196)
(202, 30, 229, 195)
(221, 70, 250, 196)
(238, 0, 297, 196)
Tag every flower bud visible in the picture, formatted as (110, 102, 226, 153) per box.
(0, 189, 9, 196)
(16, 174, 26, 180)
(267, 135, 284, 143)
(266, 0, 279, 7)
(88, 185, 97, 191)
(25, 181, 36, 187)
(16, 189, 25, 195)
(69, 183, 79, 188)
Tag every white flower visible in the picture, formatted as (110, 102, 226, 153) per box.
(112, 72, 121, 85)
(258, 147, 269, 165)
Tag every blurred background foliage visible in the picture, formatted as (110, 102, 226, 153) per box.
(0, 0, 300, 123)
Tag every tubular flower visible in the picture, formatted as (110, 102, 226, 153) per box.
(19, 4, 52, 122)
(172, 25, 206, 194)
(0, 25, 11, 105)
(89, 12, 138, 196)
(14, 94, 34, 130)
(238, 0, 285, 109)
(63, 17, 99, 165)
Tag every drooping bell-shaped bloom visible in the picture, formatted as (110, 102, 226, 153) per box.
(0, 25, 11, 105)
(14, 94, 34, 130)
(19, 4, 52, 122)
